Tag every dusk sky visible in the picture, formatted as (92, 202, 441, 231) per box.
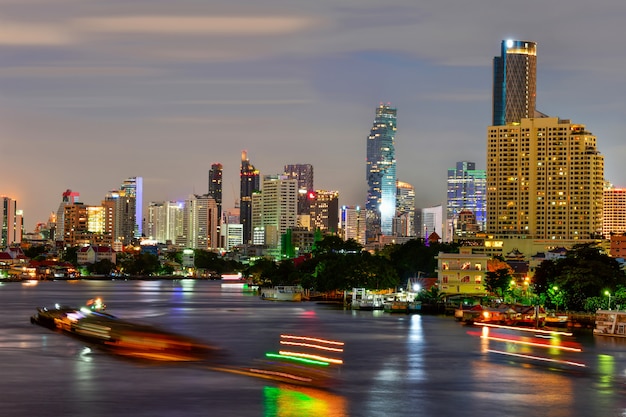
(2, 0, 626, 231)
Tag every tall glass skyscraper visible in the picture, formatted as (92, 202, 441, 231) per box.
(493, 40, 537, 126)
(366, 103, 397, 239)
(240, 151, 260, 244)
(447, 161, 486, 236)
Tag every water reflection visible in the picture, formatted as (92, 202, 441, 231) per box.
(263, 385, 346, 417)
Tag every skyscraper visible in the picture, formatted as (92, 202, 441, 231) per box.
(208, 163, 223, 221)
(284, 164, 314, 215)
(486, 117, 604, 239)
(309, 190, 339, 233)
(602, 184, 626, 239)
(251, 175, 298, 250)
(1, 196, 21, 247)
(447, 161, 486, 237)
(493, 40, 537, 126)
(120, 177, 143, 238)
(340, 205, 366, 246)
(395, 181, 415, 237)
(240, 151, 260, 244)
(366, 103, 397, 240)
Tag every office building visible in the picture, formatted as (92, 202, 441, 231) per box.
(395, 181, 415, 237)
(1, 196, 22, 248)
(603, 184, 626, 239)
(421, 205, 445, 242)
(309, 190, 339, 233)
(208, 163, 223, 221)
(493, 40, 537, 126)
(240, 151, 260, 244)
(447, 161, 486, 237)
(486, 117, 604, 239)
(284, 164, 314, 215)
(340, 205, 366, 246)
(120, 177, 143, 238)
(366, 103, 397, 240)
(185, 194, 219, 250)
(146, 201, 186, 246)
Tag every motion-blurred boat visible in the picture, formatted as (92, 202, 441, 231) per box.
(30, 299, 217, 362)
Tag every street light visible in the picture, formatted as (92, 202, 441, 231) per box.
(553, 286, 560, 313)
(605, 290, 612, 310)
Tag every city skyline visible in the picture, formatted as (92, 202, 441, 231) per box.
(2, 1, 626, 231)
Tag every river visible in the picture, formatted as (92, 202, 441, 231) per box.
(2, 279, 626, 417)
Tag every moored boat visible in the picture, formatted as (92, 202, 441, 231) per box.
(260, 285, 303, 302)
(594, 310, 626, 337)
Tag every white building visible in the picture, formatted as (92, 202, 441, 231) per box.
(340, 205, 366, 246)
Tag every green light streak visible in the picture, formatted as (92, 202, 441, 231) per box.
(265, 353, 329, 367)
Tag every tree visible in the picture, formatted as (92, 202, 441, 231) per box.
(484, 268, 513, 298)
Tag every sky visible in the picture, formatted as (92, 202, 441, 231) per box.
(2, 0, 626, 232)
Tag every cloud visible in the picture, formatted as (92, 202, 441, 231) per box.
(0, 21, 73, 45)
(74, 15, 319, 36)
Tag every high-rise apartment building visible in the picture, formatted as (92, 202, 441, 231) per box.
(284, 164, 314, 215)
(447, 161, 486, 237)
(340, 205, 366, 246)
(493, 40, 537, 126)
(146, 201, 185, 245)
(309, 190, 339, 233)
(120, 177, 143, 238)
(395, 181, 415, 237)
(185, 194, 219, 250)
(55, 189, 80, 242)
(603, 184, 626, 239)
(1, 196, 22, 248)
(208, 163, 223, 221)
(104, 189, 136, 246)
(251, 175, 298, 249)
(486, 117, 604, 239)
(366, 103, 397, 240)
(240, 151, 260, 244)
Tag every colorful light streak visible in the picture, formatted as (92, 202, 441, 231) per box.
(247, 368, 313, 383)
(480, 334, 582, 352)
(475, 322, 572, 336)
(280, 335, 345, 348)
(266, 352, 331, 366)
(280, 340, 344, 352)
(486, 349, 586, 367)
(277, 350, 343, 365)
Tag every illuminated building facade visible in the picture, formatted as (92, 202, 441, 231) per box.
(395, 181, 415, 237)
(146, 201, 185, 246)
(493, 40, 537, 126)
(240, 151, 260, 244)
(120, 177, 143, 238)
(603, 185, 626, 239)
(208, 163, 223, 221)
(284, 164, 314, 215)
(309, 190, 339, 233)
(340, 205, 366, 246)
(486, 117, 604, 239)
(447, 161, 486, 237)
(55, 189, 80, 242)
(421, 205, 445, 242)
(251, 175, 298, 250)
(1, 196, 22, 248)
(366, 104, 397, 239)
(185, 194, 219, 250)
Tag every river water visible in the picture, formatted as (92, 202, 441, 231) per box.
(2, 279, 626, 417)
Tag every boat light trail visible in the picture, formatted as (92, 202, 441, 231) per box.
(280, 340, 344, 352)
(277, 350, 343, 365)
(475, 322, 572, 336)
(266, 352, 331, 366)
(480, 334, 582, 352)
(280, 335, 345, 347)
(486, 349, 586, 367)
(247, 368, 313, 382)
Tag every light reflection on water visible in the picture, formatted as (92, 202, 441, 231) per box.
(3, 280, 626, 417)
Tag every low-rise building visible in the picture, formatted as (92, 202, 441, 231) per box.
(77, 245, 116, 266)
(437, 247, 489, 296)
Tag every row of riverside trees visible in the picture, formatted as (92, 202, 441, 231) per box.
(30, 238, 626, 313)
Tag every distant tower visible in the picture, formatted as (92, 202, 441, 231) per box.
(284, 164, 314, 215)
(309, 190, 339, 233)
(251, 175, 298, 250)
(208, 163, 223, 221)
(240, 151, 260, 244)
(493, 40, 537, 126)
(447, 161, 486, 237)
(1, 196, 22, 247)
(120, 177, 143, 238)
(366, 103, 397, 240)
(55, 189, 80, 243)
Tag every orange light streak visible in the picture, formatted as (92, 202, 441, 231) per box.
(280, 334, 345, 347)
(475, 322, 572, 336)
(248, 368, 313, 382)
(486, 349, 586, 367)
(279, 350, 343, 365)
(480, 334, 582, 352)
(280, 340, 344, 352)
